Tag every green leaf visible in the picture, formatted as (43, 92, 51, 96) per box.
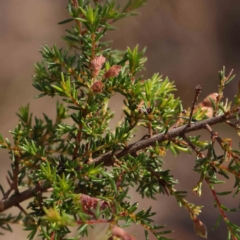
(51, 85, 64, 93)
(144, 229, 149, 240)
(212, 215, 222, 231)
(74, 17, 87, 23)
(58, 18, 74, 24)
(216, 191, 232, 196)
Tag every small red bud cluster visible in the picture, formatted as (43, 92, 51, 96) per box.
(193, 217, 208, 239)
(104, 65, 121, 79)
(90, 55, 122, 94)
(91, 55, 106, 77)
(80, 194, 109, 216)
(91, 80, 104, 93)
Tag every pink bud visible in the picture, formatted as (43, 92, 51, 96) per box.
(91, 81, 103, 93)
(104, 65, 121, 78)
(91, 55, 106, 77)
(193, 218, 208, 239)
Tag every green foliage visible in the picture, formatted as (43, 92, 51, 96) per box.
(1, 1, 240, 240)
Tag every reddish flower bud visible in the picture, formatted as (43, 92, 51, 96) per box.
(91, 81, 103, 93)
(91, 55, 106, 77)
(193, 218, 208, 239)
(104, 65, 121, 79)
(80, 194, 109, 214)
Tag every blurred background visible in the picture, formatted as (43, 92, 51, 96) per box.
(0, 0, 240, 239)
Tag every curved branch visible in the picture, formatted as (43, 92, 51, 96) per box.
(93, 109, 240, 165)
(0, 109, 239, 213)
(0, 181, 49, 213)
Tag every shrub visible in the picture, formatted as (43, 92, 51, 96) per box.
(0, 1, 240, 239)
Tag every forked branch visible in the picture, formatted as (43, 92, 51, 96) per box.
(0, 109, 239, 213)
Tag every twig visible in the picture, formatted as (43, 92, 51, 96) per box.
(225, 120, 239, 130)
(0, 181, 49, 213)
(182, 132, 236, 237)
(205, 124, 240, 162)
(147, 167, 169, 195)
(205, 178, 237, 239)
(211, 163, 240, 178)
(13, 156, 20, 194)
(76, 219, 111, 224)
(1, 109, 240, 213)
(188, 85, 202, 127)
(214, 69, 234, 116)
(72, 0, 78, 8)
(2, 176, 14, 201)
(205, 178, 228, 221)
(92, 109, 240, 166)
(181, 135, 204, 158)
(170, 109, 187, 129)
(16, 203, 28, 216)
(50, 231, 55, 240)
(183, 123, 240, 176)
(226, 69, 234, 82)
(205, 124, 224, 146)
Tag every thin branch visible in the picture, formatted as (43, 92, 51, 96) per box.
(16, 203, 28, 216)
(13, 156, 20, 194)
(211, 162, 240, 178)
(181, 135, 204, 158)
(2, 176, 14, 201)
(0, 181, 49, 213)
(182, 134, 240, 177)
(92, 109, 240, 166)
(225, 120, 238, 129)
(50, 232, 55, 240)
(214, 69, 234, 116)
(0, 109, 240, 213)
(205, 124, 224, 147)
(205, 178, 237, 239)
(182, 132, 235, 237)
(205, 124, 240, 162)
(188, 85, 202, 126)
(76, 219, 111, 224)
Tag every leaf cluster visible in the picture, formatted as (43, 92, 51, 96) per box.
(0, 1, 240, 240)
